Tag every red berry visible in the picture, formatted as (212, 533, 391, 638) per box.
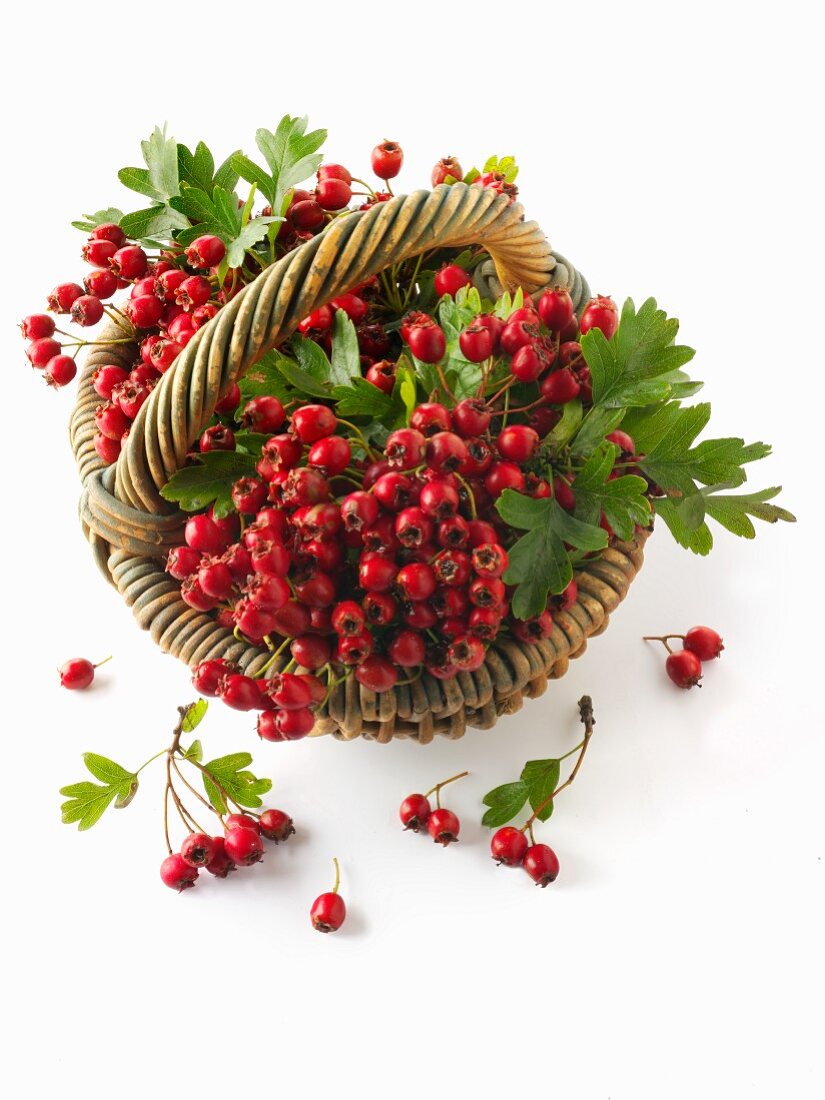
(90, 223, 126, 247)
(290, 199, 325, 230)
(259, 809, 295, 842)
(452, 398, 491, 437)
(331, 600, 367, 636)
(431, 156, 463, 186)
(242, 395, 286, 433)
(125, 294, 163, 329)
(447, 634, 486, 671)
(491, 826, 529, 866)
(47, 282, 85, 313)
(386, 427, 427, 470)
(371, 139, 403, 180)
(316, 177, 352, 210)
(509, 344, 546, 383)
(396, 562, 436, 601)
(410, 403, 451, 437)
(311, 889, 346, 933)
(366, 360, 396, 393)
(180, 832, 218, 868)
(497, 424, 538, 463)
(665, 649, 703, 689)
(82, 237, 118, 268)
(605, 429, 636, 455)
(318, 163, 352, 185)
(176, 275, 212, 311)
(395, 507, 433, 548)
(407, 319, 446, 363)
(513, 610, 554, 643)
(200, 424, 235, 453)
(21, 313, 56, 339)
(434, 264, 472, 298)
(500, 317, 539, 355)
(44, 355, 77, 388)
(84, 268, 119, 299)
(540, 368, 581, 404)
(428, 808, 460, 846)
(399, 793, 431, 831)
(291, 404, 336, 443)
(291, 633, 332, 670)
(468, 606, 501, 640)
(70, 294, 104, 327)
(93, 432, 121, 464)
(198, 557, 233, 600)
(215, 382, 242, 413)
(388, 629, 426, 667)
(225, 814, 261, 832)
(59, 657, 102, 690)
(336, 631, 374, 665)
(110, 245, 148, 280)
(223, 826, 264, 866)
(683, 626, 724, 661)
(341, 490, 379, 532)
(184, 510, 234, 555)
(185, 235, 226, 269)
(459, 322, 495, 362)
(358, 553, 397, 593)
(426, 431, 468, 473)
(160, 853, 199, 891)
(485, 461, 525, 497)
(537, 287, 574, 332)
(95, 402, 130, 440)
(167, 545, 202, 581)
(232, 476, 267, 514)
(219, 674, 265, 711)
(191, 658, 235, 696)
(523, 843, 560, 886)
(471, 543, 509, 579)
(419, 478, 459, 520)
(580, 296, 618, 340)
(269, 707, 315, 740)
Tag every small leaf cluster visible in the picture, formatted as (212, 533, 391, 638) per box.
(482, 758, 561, 828)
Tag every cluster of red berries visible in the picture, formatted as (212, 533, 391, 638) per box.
(489, 827, 560, 886)
(160, 808, 294, 891)
(644, 625, 724, 689)
(399, 772, 467, 845)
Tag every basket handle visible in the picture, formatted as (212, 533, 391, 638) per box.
(112, 183, 553, 515)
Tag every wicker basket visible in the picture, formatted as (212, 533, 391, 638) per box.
(70, 183, 649, 742)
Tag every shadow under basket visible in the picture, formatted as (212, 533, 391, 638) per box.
(70, 182, 649, 743)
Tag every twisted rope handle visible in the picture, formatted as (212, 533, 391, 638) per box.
(111, 183, 553, 516)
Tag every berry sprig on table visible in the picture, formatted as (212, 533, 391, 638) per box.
(59, 700, 295, 890)
(482, 695, 597, 886)
(643, 625, 724, 688)
(26, 116, 794, 728)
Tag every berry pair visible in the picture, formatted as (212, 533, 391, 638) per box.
(399, 771, 468, 845)
(160, 808, 294, 891)
(644, 625, 724, 689)
(490, 827, 560, 886)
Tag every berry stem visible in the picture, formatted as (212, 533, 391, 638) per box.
(256, 635, 293, 677)
(424, 770, 469, 808)
(642, 634, 684, 654)
(400, 252, 425, 311)
(331, 856, 341, 895)
(170, 757, 221, 822)
(521, 696, 596, 831)
(453, 472, 478, 519)
(93, 655, 113, 669)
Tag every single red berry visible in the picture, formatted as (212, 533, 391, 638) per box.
(537, 287, 575, 332)
(428, 808, 460, 846)
(184, 510, 234, 555)
(266, 707, 315, 741)
(215, 382, 242, 414)
(180, 832, 218, 868)
(166, 545, 202, 581)
(485, 461, 525, 497)
(394, 507, 434, 549)
(124, 294, 163, 329)
(396, 562, 437, 601)
(44, 355, 77, 388)
(341, 490, 379, 532)
(497, 424, 539, 463)
(224, 826, 264, 866)
(318, 163, 352, 185)
(191, 658, 236, 696)
(219, 674, 265, 711)
(84, 268, 119, 299)
(308, 434, 351, 475)
(291, 633, 332, 670)
(510, 343, 546, 383)
(471, 543, 509, 579)
(363, 591, 397, 627)
(431, 156, 463, 187)
(459, 322, 495, 362)
(176, 275, 212, 311)
(447, 634, 486, 671)
(259, 809, 295, 842)
(200, 424, 236, 453)
(225, 814, 261, 832)
(355, 655, 398, 692)
(541, 368, 581, 404)
(580, 296, 618, 340)
(290, 199, 325, 230)
(336, 631, 374, 665)
(434, 264, 472, 298)
(419, 478, 459, 520)
(523, 843, 560, 886)
(407, 319, 446, 363)
(93, 432, 121, 464)
(605, 429, 636, 455)
(513, 611, 554, 644)
(160, 853, 199, 891)
(198, 557, 233, 600)
(47, 282, 84, 313)
(365, 360, 396, 393)
(452, 398, 491, 437)
(358, 553, 397, 593)
(231, 476, 267, 514)
(316, 177, 352, 210)
(21, 313, 56, 339)
(500, 317, 539, 356)
(204, 836, 236, 877)
(665, 649, 703, 689)
(683, 626, 724, 661)
(185, 235, 226, 269)
(426, 431, 468, 473)
(388, 629, 426, 668)
(291, 404, 336, 443)
(331, 600, 367, 637)
(399, 793, 431, 831)
(371, 139, 403, 179)
(90, 222, 126, 247)
(69, 294, 104, 327)
(59, 656, 107, 690)
(110, 245, 148, 280)
(82, 237, 119, 268)
(311, 888, 346, 933)
(491, 826, 529, 867)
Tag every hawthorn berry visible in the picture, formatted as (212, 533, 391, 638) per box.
(580, 296, 618, 340)
(259, 809, 295, 842)
(538, 287, 575, 332)
(160, 853, 199, 892)
(205, 837, 236, 878)
(110, 245, 148, 280)
(44, 355, 78, 388)
(491, 826, 529, 867)
(225, 814, 261, 832)
(291, 404, 336, 443)
(192, 658, 236, 696)
(459, 322, 495, 362)
(180, 833, 218, 868)
(684, 626, 724, 661)
(428, 808, 460, 846)
(27, 337, 62, 369)
(59, 656, 108, 690)
(223, 826, 264, 866)
(399, 793, 431, 831)
(371, 140, 403, 179)
(21, 313, 56, 339)
(47, 282, 84, 313)
(407, 318, 446, 363)
(434, 264, 472, 297)
(431, 156, 463, 187)
(185, 235, 226, 269)
(523, 843, 560, 886)
(665, 650, 703, 689)
(316, 177, 352, 210)
(496, 424, 539, 463)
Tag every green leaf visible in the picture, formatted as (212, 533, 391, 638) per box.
(481, 781, 528, 828)
(119, 205, 189, 241)
(225, 217, 276, 269)
(182, 740, 203, 763)
(497, 493, 607, 618)
(393, 361, 419, 427)
(202, 751, 272, 813)
(701, 485, 796, 538)
(182, 699, 208, 732)
(230, 153, 276, 204)
(60, 754, 138, 831)
(140, 125, 181, 204)
(273, 352, 333, 399)
(118, 166, 162, 201)
(160, 451, 257, 517)
(521, 758, 561, 822)
(572, 443, 652, 540)
(333, 377, 395, 420)
(71, 207, 124, 232)
(238, 351, 295, 403)
(653, 497, 713, 554)
(546, 399, 583, 448)
(254, 115, 327, 213)
(177, 141, 216, 192)
(329, 309, 361, 387)
(214, 151, 242, 192)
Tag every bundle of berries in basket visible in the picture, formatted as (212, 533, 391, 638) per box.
(25, 116, 794, 746)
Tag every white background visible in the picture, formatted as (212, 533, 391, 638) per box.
(1, 3, 822, 1097)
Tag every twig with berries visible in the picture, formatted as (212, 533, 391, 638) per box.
(643, 625, 724, 689)
(399, 770, 469, 845)
(481, 695, 597, 886)
(59, 700, 294, 891)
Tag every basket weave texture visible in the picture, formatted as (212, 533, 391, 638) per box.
(71, 183, 648, 741)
